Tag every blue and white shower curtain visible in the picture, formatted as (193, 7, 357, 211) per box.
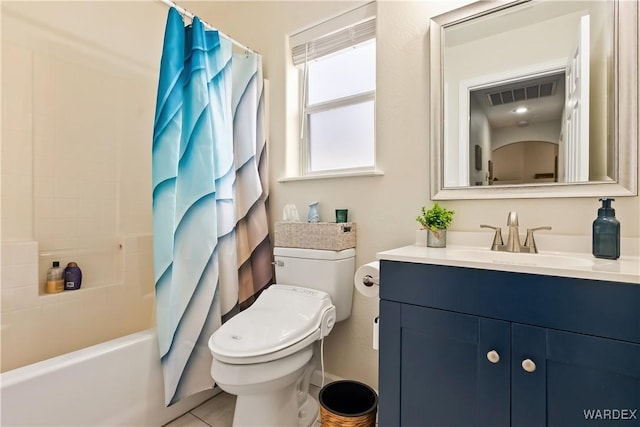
(152, 8, 272, 406)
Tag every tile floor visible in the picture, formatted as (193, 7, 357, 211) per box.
(163, 386, 322, 427)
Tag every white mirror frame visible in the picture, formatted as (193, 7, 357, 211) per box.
(430, 0, 638, 200)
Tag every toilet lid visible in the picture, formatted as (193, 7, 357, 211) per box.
(209, 285, 333, 359)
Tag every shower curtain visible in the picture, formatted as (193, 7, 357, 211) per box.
(152, 7, 272, 406)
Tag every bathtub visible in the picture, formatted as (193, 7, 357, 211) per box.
(0, 329, 217, 426)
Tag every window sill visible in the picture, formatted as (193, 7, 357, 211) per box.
(278, 169, 384, 182)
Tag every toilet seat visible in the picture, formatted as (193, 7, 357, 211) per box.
(209, 285, 335, 364)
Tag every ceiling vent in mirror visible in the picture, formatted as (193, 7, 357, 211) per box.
(487, 81, 557, 106)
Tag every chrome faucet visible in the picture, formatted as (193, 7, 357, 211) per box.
(505, 211, 521, 252)
(481, 212, 551, 253)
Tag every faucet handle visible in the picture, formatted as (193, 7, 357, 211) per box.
(507, 211, 519, 226)
(523, 226, 552, 253)
(480, 224, 504, 250)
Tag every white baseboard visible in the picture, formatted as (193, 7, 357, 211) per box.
(310, 369, 343, 388)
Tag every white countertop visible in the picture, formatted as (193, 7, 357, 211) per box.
(377, 238, 640, 285)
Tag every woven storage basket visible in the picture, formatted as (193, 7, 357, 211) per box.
(274, 222, 356, 251)
(319, 380, 378, 427)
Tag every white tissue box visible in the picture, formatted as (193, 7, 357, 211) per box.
(274, 222, 356, 251)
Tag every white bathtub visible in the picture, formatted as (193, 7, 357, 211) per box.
(0, 329, 217, 426)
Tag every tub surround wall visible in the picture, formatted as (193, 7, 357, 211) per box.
(1, 5, 160, 245)
(1, 242, 39, 312)
(1, 3, 161, 372)
(1, 236, 154, 373)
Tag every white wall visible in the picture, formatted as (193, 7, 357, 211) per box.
(469, 96, 491, 186)
(493, 141, 557, 184)
(492, 120, 562, 151)
(1, 0, 637, 390)
(186, 0, 639, 391)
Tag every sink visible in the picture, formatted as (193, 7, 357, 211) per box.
(447, 248, 595, 268)
(378, 240, 638, 284)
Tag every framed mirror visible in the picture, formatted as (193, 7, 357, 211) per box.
(430, 0, 638, 199)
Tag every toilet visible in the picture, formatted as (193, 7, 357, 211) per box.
(208, 247, 355, 427)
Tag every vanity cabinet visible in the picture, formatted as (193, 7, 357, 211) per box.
(378, 260, 640, 427)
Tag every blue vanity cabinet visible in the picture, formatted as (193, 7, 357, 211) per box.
(513, 324, 640, 427)
(378, 260, 640, 427)
(380, 300, 511, 427)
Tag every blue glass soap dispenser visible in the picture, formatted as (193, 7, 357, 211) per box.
(592, 198, 620, 260)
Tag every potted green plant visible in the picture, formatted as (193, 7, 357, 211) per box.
(416, 202, 455, 247)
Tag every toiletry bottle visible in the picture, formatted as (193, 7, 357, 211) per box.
(592, 198, 620, 260)
(307, 201, 320, 223)
(63, 262, 82, 290)
(46, 261, 65, 294)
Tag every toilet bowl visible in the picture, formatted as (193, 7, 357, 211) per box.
(208, 247, 355, 427)
(210, 346, 315, 427)
(208, 285, 337, 427)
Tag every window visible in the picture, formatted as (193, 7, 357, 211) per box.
(290, 3, 376, 176)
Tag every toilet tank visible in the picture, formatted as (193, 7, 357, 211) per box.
(273, 247, 355, 322)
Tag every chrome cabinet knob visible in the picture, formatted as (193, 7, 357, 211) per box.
(486, 350, 500, 364)
(522, 359, 536, 373)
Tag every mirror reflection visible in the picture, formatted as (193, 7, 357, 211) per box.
(441, 0, 612, 188)
(470, 72, 564, 185)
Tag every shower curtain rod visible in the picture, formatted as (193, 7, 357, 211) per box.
(158, 0, 258, 55)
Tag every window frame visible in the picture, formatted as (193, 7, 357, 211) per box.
(300, 76, 377, 176)
(288, 2, 378, 179)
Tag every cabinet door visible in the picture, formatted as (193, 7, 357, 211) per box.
(511, 324, 548, 426)
(512, 324, 640, 427)
(379, 301, 510, 427)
